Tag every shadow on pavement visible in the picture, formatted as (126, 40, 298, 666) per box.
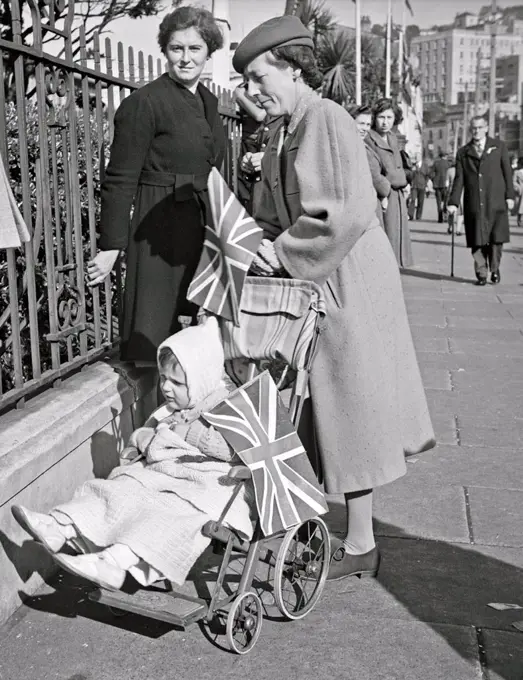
(410, 228, 451, 236)
(401, 268, 472, 284)
(411, 238, 523, 257)
(325, 502, 523, 680)
(7, 506, 523, 677)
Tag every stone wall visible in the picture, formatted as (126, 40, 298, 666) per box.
(0, 361, 157, 626)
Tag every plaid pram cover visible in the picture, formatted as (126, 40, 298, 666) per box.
(218, 276, 325, 424)
(220, 276, 325, 371)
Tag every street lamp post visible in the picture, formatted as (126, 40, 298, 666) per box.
(488, 0, 498, 136)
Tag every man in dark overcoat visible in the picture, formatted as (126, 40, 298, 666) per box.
(431, 152, 450, 223)
(448, 115, 515, 285)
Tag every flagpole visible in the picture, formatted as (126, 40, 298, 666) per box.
(397, 0, 406, 103)
(385, 0, 392, 97)
(355, 0, 362, 104)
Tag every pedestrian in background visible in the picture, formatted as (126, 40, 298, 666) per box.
(234, 83, 267, 210)
(431, 151, 450, 224)
(408, 159, 430, 221)
(350, 104, 387, 227)
(448, 114, 515, 286)
(366, 98, 413, 267)
(513, 156, 523, 227)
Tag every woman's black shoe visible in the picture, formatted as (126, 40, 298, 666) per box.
(327, 540, 381, 581)
(491, 272, 500, 284)
(475, 277, 487, 286)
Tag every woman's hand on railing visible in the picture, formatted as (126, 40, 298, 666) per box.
(87, 249, 120, 286)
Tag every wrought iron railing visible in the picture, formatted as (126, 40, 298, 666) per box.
(0, 0, 240, 412)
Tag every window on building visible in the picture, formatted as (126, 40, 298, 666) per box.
(438, 129, 443, 139)
(460, 38, 464, 45)
(460, 51, 464, 58)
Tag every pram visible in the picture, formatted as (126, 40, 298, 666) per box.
(89, 276, 329, 654)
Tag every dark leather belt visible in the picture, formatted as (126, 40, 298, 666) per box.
(138, 170, 209, 202)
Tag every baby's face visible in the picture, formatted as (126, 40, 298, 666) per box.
(159, 360, 190, 409)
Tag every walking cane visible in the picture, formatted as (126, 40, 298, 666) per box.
(449, 212, 455, 278)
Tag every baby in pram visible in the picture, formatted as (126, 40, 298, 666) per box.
(12, 317, 255, 591)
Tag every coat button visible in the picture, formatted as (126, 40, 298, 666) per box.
(261, 143, 267, 149)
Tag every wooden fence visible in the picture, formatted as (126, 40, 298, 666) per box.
(0, 0, 241, 412)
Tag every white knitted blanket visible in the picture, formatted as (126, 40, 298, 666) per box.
(52, 428, 254, 585)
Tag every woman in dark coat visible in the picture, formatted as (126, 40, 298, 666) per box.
(365, 98, 413, 268)
(87, 7, 225, 363)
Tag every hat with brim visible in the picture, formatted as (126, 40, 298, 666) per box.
(233, 16, 314, 74)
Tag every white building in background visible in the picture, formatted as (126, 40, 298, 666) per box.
(412, 28, 523, 107)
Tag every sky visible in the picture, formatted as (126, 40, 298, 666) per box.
(106, 0, 500, 61)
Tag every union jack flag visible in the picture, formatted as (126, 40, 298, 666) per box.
(187, 167, 263, 326)
(203, 371, 328, 536)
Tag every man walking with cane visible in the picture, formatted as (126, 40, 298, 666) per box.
(447, 115, 515, 286)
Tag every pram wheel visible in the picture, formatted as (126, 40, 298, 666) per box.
(274, 518, 330, 620)
(226, 591, 263, 654)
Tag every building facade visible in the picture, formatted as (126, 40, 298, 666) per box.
(412, 28, 523, 107)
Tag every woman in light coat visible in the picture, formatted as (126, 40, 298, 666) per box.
(365, 99, 413, 268)
(233, 16, 435, 582)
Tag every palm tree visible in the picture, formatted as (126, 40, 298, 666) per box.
(295, 0, 337, 44)
(317, 28, 353, 104)
(318, 29, 386, 106)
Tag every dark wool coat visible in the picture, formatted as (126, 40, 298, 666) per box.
(364, 143, 388, 227)
(431, 158, 450, 189)
(254, 95, 435, 494)
(448, 137, 515, 249)
(365, 129, 413, 268)
(99, 74, 225, 362)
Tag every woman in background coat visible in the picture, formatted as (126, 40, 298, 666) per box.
(366, 98, 413, 268)
(86, 7, 225, 363)
(349, 104, 387, 227)
(234, 16, 435, 582)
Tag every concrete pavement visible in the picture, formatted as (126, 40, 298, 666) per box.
(1, 197, 523, 680)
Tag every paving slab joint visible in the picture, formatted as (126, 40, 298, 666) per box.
(454, 414, 462, 445)
(463, 486, 475, 545)
(475, 627, 489, 680)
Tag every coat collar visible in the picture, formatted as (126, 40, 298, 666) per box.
(367, 128, 393, 152)
(162, 73, 218, 127)
(287, 91, 320, 135)
(465, 136, 496, 159)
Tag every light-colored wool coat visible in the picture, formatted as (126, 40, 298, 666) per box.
(365, 129, 413, 268)
(254, 94, 435, 494)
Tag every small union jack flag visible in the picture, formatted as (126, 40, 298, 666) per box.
(187, 167, 263, 325)
(203, 371, 328, 536)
